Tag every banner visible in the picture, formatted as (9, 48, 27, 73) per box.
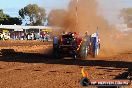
(3, 30, 9, 32)
(42, 29, 52, 32)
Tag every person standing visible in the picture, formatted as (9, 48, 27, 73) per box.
(84, 31, 91, 47)
(31, 33, 34, 40)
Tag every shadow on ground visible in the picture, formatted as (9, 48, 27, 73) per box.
(0, 49, 131, 69)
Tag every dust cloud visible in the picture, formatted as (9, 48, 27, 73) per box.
(49, 0, 132, 57)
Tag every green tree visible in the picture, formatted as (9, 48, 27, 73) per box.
(0, 9, 22, 25)
(121, 8, 132, 28)
(19, 4, 46, 26)
(0, 9, 9, 21)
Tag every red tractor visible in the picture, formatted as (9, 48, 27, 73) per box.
(53, 32, 100, 59)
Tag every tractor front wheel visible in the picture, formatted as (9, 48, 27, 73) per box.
(80, 42, 88, 59)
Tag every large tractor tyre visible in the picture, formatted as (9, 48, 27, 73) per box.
(53, 37, 61, 59)
(53, 36, 59, 45)
(80, 42, 88, 59)
(92, 46, 96, 58)
(53, 49, 61, 59)
(91, 37, 100, 58)
(92, 45, 99, 58)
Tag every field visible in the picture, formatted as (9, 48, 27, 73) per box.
(0, 40, 131, 88)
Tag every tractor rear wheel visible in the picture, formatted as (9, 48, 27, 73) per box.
(53, 37, 61, 59)
(92, 45, 99, 58)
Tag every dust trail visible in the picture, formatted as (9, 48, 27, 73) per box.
(66, 0, 131, 56)
(49, 0, 132, 57)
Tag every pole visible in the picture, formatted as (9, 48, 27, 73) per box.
(75, 0, 79, 32)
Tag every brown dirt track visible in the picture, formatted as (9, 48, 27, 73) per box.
(0, 40, 131, 88)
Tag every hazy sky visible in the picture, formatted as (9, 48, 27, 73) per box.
(97, 0, 132, 25)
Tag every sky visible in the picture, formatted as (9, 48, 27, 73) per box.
(0, 0, 132, 27)
(0, 0, 70, 17)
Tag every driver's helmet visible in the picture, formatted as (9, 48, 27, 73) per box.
(91, 33, 97, 37)
(73, 32, 77, 35)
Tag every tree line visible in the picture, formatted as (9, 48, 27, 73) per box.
(0, 4, 46, 26)
(121, 8, 132, 28)
(0, 9, 22, 25)
(0, 4, 66, 26)
(0, 4, 132, 27)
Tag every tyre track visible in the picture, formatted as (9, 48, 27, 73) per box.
(22, 65, 70, 88)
